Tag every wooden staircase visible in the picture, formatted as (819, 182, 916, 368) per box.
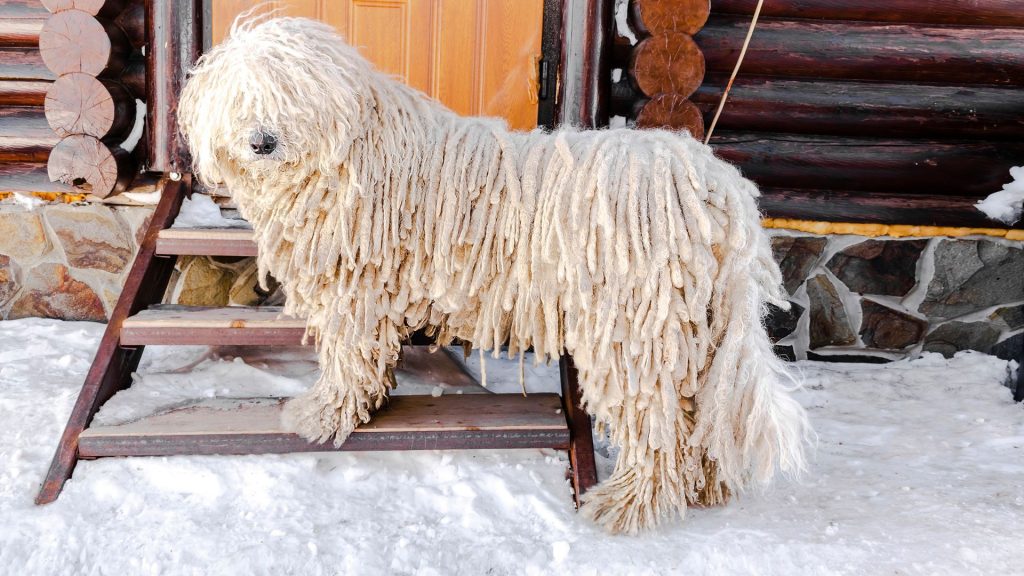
(36, 178, 598, 505)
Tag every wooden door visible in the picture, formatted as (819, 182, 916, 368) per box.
(212, 1, 544, 130)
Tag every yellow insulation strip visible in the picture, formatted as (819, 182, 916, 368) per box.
(763, 218, 1024, 242)
(0, 191, 89, 204)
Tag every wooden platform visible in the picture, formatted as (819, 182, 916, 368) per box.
(78, 394, 570, 457)
(156, 228, 256, 257)
(121, 305, 304, 346)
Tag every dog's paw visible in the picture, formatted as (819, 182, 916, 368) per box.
(281, 394, 357, 446)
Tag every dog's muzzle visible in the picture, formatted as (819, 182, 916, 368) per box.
(250, 130, 278, 155)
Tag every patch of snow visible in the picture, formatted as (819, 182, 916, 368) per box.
(171, 193, 250, 228)
(608, 115, 627, 129)
(9, 192, 45, 210)
(119, 99, 147, 153)
(121, 190, 162, 205)
(614, 0, 638, 45)
(1, 318, 1023, 574)
(976, 166, 1024, 225)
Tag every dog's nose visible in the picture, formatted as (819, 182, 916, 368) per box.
(249, 131, 277, 155)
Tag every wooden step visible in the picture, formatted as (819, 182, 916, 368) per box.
(156, 228, 256, 257)
(78, 394, 570, 457)
(121, 305, 304, 346)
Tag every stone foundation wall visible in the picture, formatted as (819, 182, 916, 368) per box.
(768, 232, 1023, 367)
(0, 205, 152, 321)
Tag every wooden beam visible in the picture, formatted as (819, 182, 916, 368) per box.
(0, 79, 49, 106)
(146, 0, 202, 173)
(696, 15, 1024, 85)
(712, 0, 1024, 28)
(36, 177, 185, 505)
(78, 395, 570, 458)
(156, 228, 257, 257)
(40, 0, 127, 18)
(631, 32, 705, 98)
(0, 161, 75, 192)
(560, 354, 598, 505)
(0, 0, 51, 19)
(557, 0, 613, 128)
(0, 17, 44, 47)
(121, 305, 306, 346)
(635, 92, 704, 139)
(692, 76, 1024, 140)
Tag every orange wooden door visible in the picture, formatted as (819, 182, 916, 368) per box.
(212, 0, 544, 130)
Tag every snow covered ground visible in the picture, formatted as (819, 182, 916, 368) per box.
(1, 318, 1022, 575)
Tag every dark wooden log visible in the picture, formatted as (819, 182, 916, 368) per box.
(40, 0, 127, 18)
(711, 131, 1024, 197)
(47, 134, 134, 197)
(113, 0, 143, 50)
(39, 9, 129, 77)
(0, 17, 43, 46)
(0, 79, 48, 105)
(44, 72, 135, 138)
(0, 106, 58, 161)
(633, 0, 710, 36)
(0, 48, 55, 81)
(146, 0, 203, 173)
(120, 55, 144, 97)
(713, 0, 1024, 28)
(0, 0, 50, 19)
(556, 0, 613, 128)
(0, 162, 74, 192)
(36, 177, 184, 506)
(693, 76, 1024, 140)
(758, 188, 1024, 230)
(635, 92, 705, 139)
(696, 15, 1024, 86)
(631, 32, 705, 98)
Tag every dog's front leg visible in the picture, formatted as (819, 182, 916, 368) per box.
(282, 335, 399, 447)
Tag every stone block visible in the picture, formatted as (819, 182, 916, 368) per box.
(922, 321, 1002, 358)
(0, 254, 20, 308)
(0, 210, 51, 261)
(765, 301, 803, 342)
(8, 263, 105, 321)
(771, 236, 827, 294)
(175, 256, 234, 306)
(45, 205, 133, 274)
(859, 299, 927, 350)
(807, 274, 857, 348)
(989, 304, 1024, 332)
(826, 239, 926, 296)
(921, 240, 1024, 319)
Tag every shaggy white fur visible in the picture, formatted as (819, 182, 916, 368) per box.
(178, 16, 809, 534)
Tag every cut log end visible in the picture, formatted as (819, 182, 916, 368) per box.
(636, 94, 705, 140)
(47, 134, 134, 197)
(41, 0, 127, 18)
(39, 10, 128, 77)
(634, 0, 711, 36)
(632, 33, 706, 98)
(45, 72, 134, 138)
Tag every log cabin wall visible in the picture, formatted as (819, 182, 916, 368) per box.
(0, 0, 156, 322)
(611, 0, 1024, 367)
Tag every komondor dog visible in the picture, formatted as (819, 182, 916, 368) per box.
(178, 16, 809, 534)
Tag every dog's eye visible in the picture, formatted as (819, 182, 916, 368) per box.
(249, 130, 278, 155)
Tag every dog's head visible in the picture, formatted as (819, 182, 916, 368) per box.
(179, 16, 375, 191)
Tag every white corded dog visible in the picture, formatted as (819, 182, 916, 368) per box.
(178, 16, 810, 534)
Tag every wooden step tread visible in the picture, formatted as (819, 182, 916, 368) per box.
(78, 394, 570, 457)
(122, 305, 304, 346)
(157, 228, 256, 256)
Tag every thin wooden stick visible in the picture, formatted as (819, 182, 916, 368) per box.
(704, 0, 764, 145)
